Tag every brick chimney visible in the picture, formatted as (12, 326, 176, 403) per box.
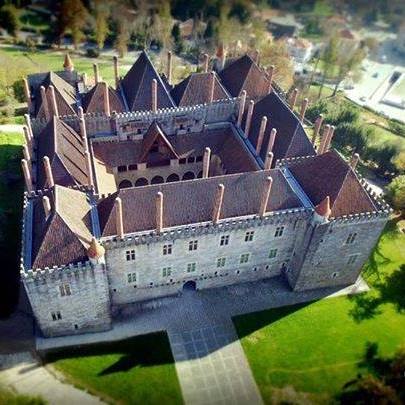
(156, 191, 164, 233)
(23, 126, 32, 153)
(22, 144, 31, 163)
(82, 72, 88, 87)
(93, 63, 100, 84)
(217, 43, 226, 70)
(324, 125, 335, 152)
(23, 78, 31, 110)
(350, 153, 360, 170)
(202, 147, 211, 178)
(102, 82, 110, 116)
(24, 114, 34, 141)
(40, 86, 50, 121)
(267, 65, 275, 94)
(312, 114, 324, 145)
(42, 196, 51, 218)
(203, 53, 209, 73)
(314, 195, 332, 222)
(21, 159, 33, 193)
(244, 100, 255, 138)
(167, 51, 172, 84)
(253, 49, 260, 64)
(256, 116, 268, 155)
(113, 56, 119, 88)
(115, 197, 124, 238)
(317, 124, 330, 155)
(289, 88, 298, 110)
(212, 183, 225, 224)
(85, 151, 94, 187)
(49, 85, 59, 117)
(237, 90, 247, 127)
(151, 78, 157, 113)
(300, 98, 309, 123)
(264, 151, 274, 170)
(259, 176, 273, 217)
(208, 72, 215, 103)
(267, 128, 277, 154)
(43, 156, 54, 187)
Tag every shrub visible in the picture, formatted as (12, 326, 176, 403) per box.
(12, 79, 26, 103)
(388, 120, 405, 138)
(86, 48, 100, 58)
(386, 175, 405, 216)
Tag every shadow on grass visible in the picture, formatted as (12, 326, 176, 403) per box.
(43, 332, 175, 376)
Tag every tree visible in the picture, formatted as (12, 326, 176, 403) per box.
(318, 36, 339, 99)
(386, 175, 405, 217)
(0, 4, 20, 37)
(59, 0, 89, 49)
(393, 152, 405, 174)
(94, 0, 110, 50)
(154, 0, 173, 50)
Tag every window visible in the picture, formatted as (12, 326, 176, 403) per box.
(240, 253, 250, 264)
(346, 233, 357, 245)
(274, 226, 285, 238)
(127, 273, 136, 283)
(268, 249, 278, 259)
(220, 235, 230, 246)
(189, 240, 198, 251)
(126, 250, 135, 261)
(332, 272, 339, 278)
(196, 155, 203, 162)
(59, 283, 71, 297)
(51, 311, 62, 321)
(128, 164, 137, 171)
(117, 165, 127, 172)
(163, 244, 172, 255)
(187, 156, 195, 163)
(179, 158, 187, 164)
(347, 254, 358, 265)
(186, 262, 196, 273)
(162, 267, 172, 277)
(217, 257, 226, 268)
(245, 231, 254, 242)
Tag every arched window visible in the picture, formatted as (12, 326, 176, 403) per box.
(151, 175, 164, 184)
(134, 177, 148, 187)
(197, 170, 203, 178)
(118, 180, 132, 189)
(182, 171, 195, 180)
(167, 173, 180, 183)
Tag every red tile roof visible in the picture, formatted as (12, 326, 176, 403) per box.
(81, 83, 124, 114)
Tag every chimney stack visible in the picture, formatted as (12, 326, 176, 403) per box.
(237, 90, 247, 128)
(167, 51, 172, 84)
(324, 125, 335, 152)
(256, 116, 268, 155)
(21, 159, 33, 193)
(22, 144, 31, 162)
(267, 65, 274, 93)
(40, 86, 50, 121)
(267, 128, 277, 154)
(244, 100, 255, 138)
(93, 63, 100, 84)
(85, 151, 94, 187)
(23, 78, 31, 110)
(300, 98, 309, 123)
(43, 156, 54, 188)
(42, 196, 51, 218)
(113, 56, 119, 88)
(82, 72, 88, 87)
(115, 197, 124, 238)
(156, 192, 164, 234)
(312, 114, 324, 145)
(151, 79, 157, 113)
(102, 81, 110, 116)
(23, 126, 32, 152)
(212, 184, 225, 224)
(318, 124, 330, 155)
(350, 153, 360, 170)
(208, 72, 215, 103)
(202, 147, 211, 178)
(253, 49, 260, 64)
(289, 88, 298, 110)
(264, 151, 274, 170)
(203, 53, 209, 73)
(259, 176, 273, 217)
(49, 85, 59, 117)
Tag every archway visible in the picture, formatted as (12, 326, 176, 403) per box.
(135, 177, 148, 187)
(182, 171, 195, 180)
(118, 179, 132, 189)
(183, 280, 196, 291)
(167, 173, 180, 183)
(151, 175, 164, 184)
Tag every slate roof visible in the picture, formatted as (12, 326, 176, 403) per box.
(120, 51, 175, 112)
(219, 54, 271, 100)
(97, 169, 303, 236)
(247, 91, 315, 164)
(81, 83, 124, 114)
(171, 72, 230, 106)
(31, 186, 93, 269)
(36, 117, 89, 189)
(288, 150, 377, 217)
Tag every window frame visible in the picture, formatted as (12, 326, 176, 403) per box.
(244, 231, 254, 242)
(186, 262, 197, 273)
(240, 253, 250, 264)
(220, 235, 230, 246)
(188, 240, 198, 251)
(126, 249, 136, 261)
(216, 257, 226, 268)
(274, 226, 285, 238)
(268, 248, 278, 259)
(163, 244, 172, 255)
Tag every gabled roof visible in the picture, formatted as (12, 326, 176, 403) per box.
(97, 169, 303, 236)
(36, 117, 89, 189)
(139, 121, 179, 162)
(35, 72, 77, 118)
(31, 186, 93, 269)
(171, 72, 230, 106)
(81, 82, 124, 114)
(121, 51, 175, 112)
(219, 54, 271, 100)
(247, 91, 315, 164)
(288, 150, 377, 218)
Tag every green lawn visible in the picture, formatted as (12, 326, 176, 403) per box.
(234, 222, 405, 404)
(43, 332, 183, 405)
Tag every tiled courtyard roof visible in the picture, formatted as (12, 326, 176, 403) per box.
(31, 186, 93, 269)
(97, 169, 303, 236)
(171, 72, 230, 106)
(120, 51, 175, 111)
(81, 82, 124, 114)
(36, 117, 89, 189)
(288, 150, 377, 217)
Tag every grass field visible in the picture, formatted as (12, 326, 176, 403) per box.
(234, 222, 405, 403)
(44, 332, 183, 405)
